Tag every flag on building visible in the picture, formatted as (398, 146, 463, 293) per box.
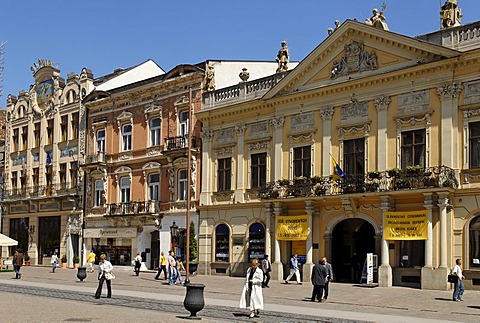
(46, 151, 52, 170)
(331, 156, 345, 181)
(21, 157, 27, 177)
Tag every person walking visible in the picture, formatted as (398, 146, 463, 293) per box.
(452, 258, 465, 301)
(261, 255, 271, 288)
(134, 252, 142, 276)
(95, 254, 113, 299)
(167, 250, 176, 285)
(239, 258, 264, 318)
(86, 250, 96, 273)
(51, 253, 58, 273)
(311, 259, 328, 302)
(322, 256, 334, 301)
(174, 256, 184, 285)
(13, 249, 24, 279)
(285, 253, 301, 284)
(155, 251, 168, 280)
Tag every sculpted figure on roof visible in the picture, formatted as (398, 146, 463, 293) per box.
(276, 40, 289, 73)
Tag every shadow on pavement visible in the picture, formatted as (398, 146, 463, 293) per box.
(434, 297, 453, 302)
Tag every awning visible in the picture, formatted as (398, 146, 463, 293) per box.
(0, 233, 18, 247)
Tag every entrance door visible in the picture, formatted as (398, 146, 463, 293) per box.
(331, 218, 375, 283)
(37, 216, 61, 265)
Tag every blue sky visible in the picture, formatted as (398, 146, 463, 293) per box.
(0, 1, 477, 106)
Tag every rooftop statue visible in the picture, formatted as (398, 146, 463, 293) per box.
(440, 0, 463, 29)
(364, 3, 389, 31)
(204, 64, 215, 92)
(276, 40, 289, 73)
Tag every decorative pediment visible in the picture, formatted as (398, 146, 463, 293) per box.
(330, 41, 378, 79)
(116, 111, 133, 128)
(144, 103, 163, 121)
(114, 166, 132, 183)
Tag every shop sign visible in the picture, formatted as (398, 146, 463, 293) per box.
(276, 215, 309, 241)
(383, 210, 428, 240)
(84, 227, 137, 238)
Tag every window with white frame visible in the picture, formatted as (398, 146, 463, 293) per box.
(122, 124, 132, 151)
(401, 129, 426, 168)
(150, 118, 161, 146)
(120, 176, 131, 203)
(149, 173, 160, 201)
(469, 121, 480, 168)
(217, 157, 232, 191)
(178, 169, 187, 200)
(96, 129, 105, 153)
(94, 179, 104, 207)
(179, 110, 189, 138)
(293, 146, 311, 178)
(251, 152, 267, 188)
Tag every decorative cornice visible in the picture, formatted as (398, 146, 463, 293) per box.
(248, 140, 270, 151)
(214, 146, 234, 156)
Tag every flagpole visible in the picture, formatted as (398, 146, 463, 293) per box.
(185, 87, 193, 284)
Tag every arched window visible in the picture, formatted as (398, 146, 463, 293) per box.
(248, 223, 265, 261)
(215, 224, 230, 262)
(470, 216, 480, 267)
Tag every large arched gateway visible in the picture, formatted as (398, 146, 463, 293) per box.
(331, 218, 376, 283)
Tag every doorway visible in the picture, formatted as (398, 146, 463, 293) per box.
(331, 218, 375, 283)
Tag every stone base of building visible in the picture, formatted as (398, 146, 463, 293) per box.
(378, 264, 392, 287)
(422, 266, 450, 290)
(302, 262, 314, 283)
(271, 261, 284, 281)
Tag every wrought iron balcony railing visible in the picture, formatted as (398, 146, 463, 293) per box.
(163, 136, 197, 151)
(257, 165, 458, 199)
(82, 151, 106, 165)
(4, 183, 81, 200)
(106, 200, 160, 216)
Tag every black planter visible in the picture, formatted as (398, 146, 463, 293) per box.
(183, 283, 205, 319)
(77, 267, 87, 282)
(189, 263, 198, 275)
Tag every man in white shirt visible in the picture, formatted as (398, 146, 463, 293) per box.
(168, 251, 176, 285)
(452, 258, 465, 301)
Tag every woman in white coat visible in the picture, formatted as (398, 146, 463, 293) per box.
(239, 258, 264, 318)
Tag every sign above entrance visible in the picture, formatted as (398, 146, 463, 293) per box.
(84, 227, 137, 238)
(383, 210, 428, 240)
(276, 215, 309, 241)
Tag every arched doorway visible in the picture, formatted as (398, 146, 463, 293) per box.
(331, 218, 375, 283)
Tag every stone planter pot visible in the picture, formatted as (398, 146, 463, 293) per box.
(77, 267, 87, 282)
(183, 283, 205, 319)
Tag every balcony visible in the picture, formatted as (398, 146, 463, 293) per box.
(4, 182, 81, 200)
(106, 200, 160, 216)
(257, 165, 458, 199)
(163, 136, 198, 158)
(82, 151, 107, 166)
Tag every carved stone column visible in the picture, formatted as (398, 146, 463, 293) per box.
(320, 107, 334, 176)
(271, 202, 284, 281)
(438, 193, 449, 268)
(302, 200, 315, 282)
(264, 202, 272, 268)
(374, 96, 391, 171)
(200, 129, 213, 206)
(437, 83, 463, 168)
(379, 196, 393, 287)
(234, 124, 246, 203)
(270, 117, 285, 181)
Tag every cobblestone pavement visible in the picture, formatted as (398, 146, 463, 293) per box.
(1, 266, 479, 322)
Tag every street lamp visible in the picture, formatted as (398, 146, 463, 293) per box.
(170, 221, 179, 247)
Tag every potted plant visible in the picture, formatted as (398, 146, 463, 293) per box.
(406, 165, 423, 175)
(73, 254, 80, 268)
(61, 255, 67, 269)
(314, 185, 326, 196)
(365, 182, 379, 192)
(367, 170, 380, 180)
(277, 178, 290, 186)
(387, 168, 401, 177)
(310, 175, 323, 184)
(442, 179, 453, 188)
(188, 221, 199, 275)
(24, 253, 30, 266)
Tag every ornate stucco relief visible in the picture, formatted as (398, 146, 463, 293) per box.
(249, 121, 269, 140)
(397, 90, 430, 117)
(291, 112, 314, 133)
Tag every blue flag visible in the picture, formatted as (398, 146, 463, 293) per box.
(46, 151, 52, 169)
(332, 157, 345, 181)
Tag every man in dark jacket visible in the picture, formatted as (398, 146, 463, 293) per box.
(322, 256, 334, 301)
(13, 249, 24, 279)
(310, 259, 328, 302)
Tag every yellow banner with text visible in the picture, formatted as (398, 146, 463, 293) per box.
(383, 210, 429, 240)
(276, 215, 309, 241)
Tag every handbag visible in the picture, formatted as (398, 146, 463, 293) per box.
(105, 272, 115, 280)
(447, 274, 458, 283)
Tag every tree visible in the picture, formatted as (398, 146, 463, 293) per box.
(189, 221, 198, 262)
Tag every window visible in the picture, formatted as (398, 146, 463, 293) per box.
(469, 122, 480, 168)
(293, 146, 311, 178)
(34, 123, 40, 148)
(12, 128, 19, 151)
(32, 168, 39, 192)
(248, 223, 265, 261)
(70, 161, 78, 187)
(21, 126, 28, 150)
(179, 110, 189, 138)
(11, 171, 17, 192)
(59, 163, 67, 189)
(217, 158, 231, 191)
(150, 118, 161, 146)
(470, 216, 480, 267)
(96, 129, 105, 153)
(46, 163, 53, 196)
(251, 153, 267, 188)
(215, 224, 230, 262)
(47, 119, 54, 145)
(122, 124, 132, 151)
(401, 129, 426, 168)
(60, 115, 68, 141)
(399, 240, 425, 268)
(94, 179, 105, 207)
(148, 173, 160, 201)
(120, 177, 131, 203)
(71, 112, 79, 139)
(178, 169, 187, 201)
(344, 138, 365, 176)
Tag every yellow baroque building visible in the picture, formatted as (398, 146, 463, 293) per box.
(197, 14, 480, 290)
